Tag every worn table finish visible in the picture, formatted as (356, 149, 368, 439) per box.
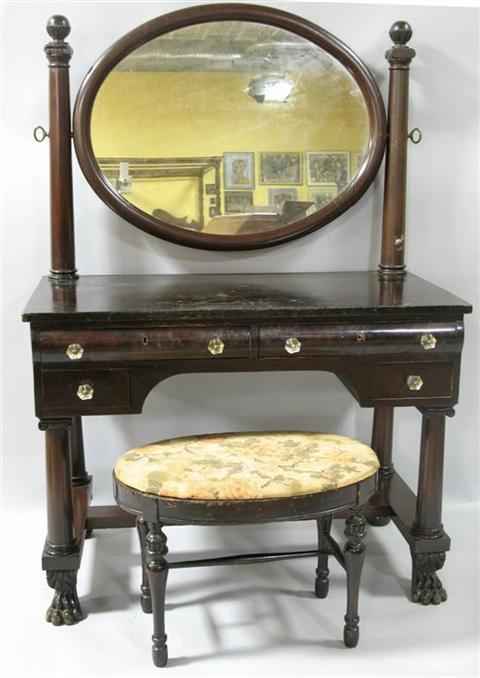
(23, 271, 471, 619)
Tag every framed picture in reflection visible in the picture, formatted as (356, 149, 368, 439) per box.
(223, 153, 255, 190)
(260, 153, 302, 185)
(268, 188, 298, 209)
(306, 151, 350, 190)
(307, 185, 338, 209)
(224, 191, 253, 214)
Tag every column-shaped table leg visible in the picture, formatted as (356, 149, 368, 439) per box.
(70, 416, 93, 540)
(41, 419, 83, 625)
(368, 405, 394, 526)
(410, 406, 454, 605)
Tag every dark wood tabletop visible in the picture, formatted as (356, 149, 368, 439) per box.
(22, 271, 472, 324)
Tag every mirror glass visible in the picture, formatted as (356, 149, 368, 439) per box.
(91, 21, 370, 237)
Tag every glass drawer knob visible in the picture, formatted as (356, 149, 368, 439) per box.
(406, 375, 423, 391)
(285, 337, 301, 354)
(77, 383, 94, 400)
(208, 337, 224, 355)
(420, 334, 437, 350)
(66, 343, 84, 360)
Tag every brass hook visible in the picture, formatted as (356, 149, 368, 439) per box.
(33, 126, 49, 142)
(408, 128, 422, 144)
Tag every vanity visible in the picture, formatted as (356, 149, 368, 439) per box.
(23, 4, 472, 624)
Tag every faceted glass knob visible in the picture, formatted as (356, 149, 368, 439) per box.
(208, 337, 224, 355)
(285, 337, 301, 354)
(77, 383, 94, 400)
(406, 375, 423, 391)
(66, 343, 84, 360)
(420, 334, 437, 350)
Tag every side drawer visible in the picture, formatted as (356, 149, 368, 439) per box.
(39, 327, 252, 363)
(40, 369, 130, 412)
(259, 322, 463, 358)
(371, 361, 454, 401)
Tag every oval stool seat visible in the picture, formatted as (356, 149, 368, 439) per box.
(114, 431, 379, 501)
(113, 431, 379, 665)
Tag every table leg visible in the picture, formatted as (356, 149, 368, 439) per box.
(368, 406, 394, 526)
(70, 416, 93, 540)
(41, 419, 83, 625)
(410, 406, 454, 605)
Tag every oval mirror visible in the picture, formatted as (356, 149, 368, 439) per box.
(74, 5, 386, 250)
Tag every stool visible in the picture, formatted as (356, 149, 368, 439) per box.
(113, 431, 379, 667)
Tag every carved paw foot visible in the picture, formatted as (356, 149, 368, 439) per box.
(412, 552, 447, 605)
(46, 570, 83, 625)
(412, 571, 447, 605)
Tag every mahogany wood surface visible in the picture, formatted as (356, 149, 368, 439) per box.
(23, 271, 471, 323)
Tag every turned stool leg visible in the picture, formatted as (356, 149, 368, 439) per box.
(343, 508, 366, 648)
(145, 522, 169, 667)
(136, 517, 152, 613)
(315, 515, 333, 598)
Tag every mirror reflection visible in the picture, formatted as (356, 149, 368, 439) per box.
(91, 21, 369, 236)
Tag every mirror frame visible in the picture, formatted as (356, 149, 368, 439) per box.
(73, 3, 387, 251)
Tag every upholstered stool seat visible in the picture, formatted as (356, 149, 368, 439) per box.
(113, 431, 379, 667)
(114, 431, 379, 501)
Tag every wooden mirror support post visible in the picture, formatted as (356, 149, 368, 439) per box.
(44, 15, 77, 280)
(41, 17, 92, 627)
(379, 21, 416, 279)
(368, 23, 415, 531)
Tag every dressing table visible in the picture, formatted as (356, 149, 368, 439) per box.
(23, 4, 472, 625)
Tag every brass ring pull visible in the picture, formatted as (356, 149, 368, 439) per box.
(285, 337, 301, 354)
(33, 126, 49, 142)
(77, 383, 94, 401)
(208, 337, 224, 355)
(408, 128, 422, 144)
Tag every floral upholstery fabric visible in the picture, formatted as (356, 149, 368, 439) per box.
(114, 431, 379, 501)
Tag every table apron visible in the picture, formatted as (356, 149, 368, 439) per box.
(33, 352, 462, 418)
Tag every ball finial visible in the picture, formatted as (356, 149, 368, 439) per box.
(389, 21, 412, 45)
(46, 15, 71, 41)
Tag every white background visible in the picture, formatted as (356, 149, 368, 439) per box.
(1, 1, 479, 676)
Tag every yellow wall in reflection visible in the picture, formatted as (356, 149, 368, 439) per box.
(91, 69, 369, 225)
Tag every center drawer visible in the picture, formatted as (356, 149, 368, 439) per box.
(39, 327, 252, 363)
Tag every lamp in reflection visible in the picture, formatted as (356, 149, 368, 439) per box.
(116, 161, 132, 194)
(247, 74, 293, 103)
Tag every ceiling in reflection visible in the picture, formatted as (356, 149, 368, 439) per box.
(114, 21, 334, 72)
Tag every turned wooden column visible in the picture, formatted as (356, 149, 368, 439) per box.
(40, 421, 77, 553)
(411, 407, 455, 539)
(371, 406, 394, 478)
(379, 21, 416, 278)
(44, 15, 77, 279)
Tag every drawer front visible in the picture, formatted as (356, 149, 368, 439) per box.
(41, 369, 130, 412)
(371, 361, 454, 401)
(259, 322, 462, 358)
(39, 327, 252, 363)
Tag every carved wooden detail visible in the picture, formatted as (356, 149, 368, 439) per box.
(45, 570, 83, 625)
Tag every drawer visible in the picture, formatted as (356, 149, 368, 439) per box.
(259, 322, 462, 358)
(39, 327, 252, 363)
(371, 362, 454, 401)
(41, 369, 130, 411)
